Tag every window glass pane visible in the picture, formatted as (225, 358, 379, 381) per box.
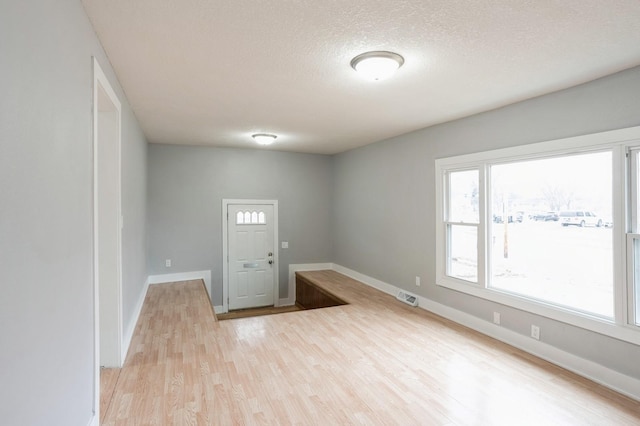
(448, 225, 478, 282)
(489, 151, 613, 317)
(634, 151, 640, 233)
(633, 239, 640, 326)
(449, 170, 479, 223)
(236, 211, 244, 224)
(634, 151, 640, 325)
(258, 211, 266, 224)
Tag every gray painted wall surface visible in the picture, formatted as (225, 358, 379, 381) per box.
(0, 1, 147, 424)
(147, 145, 333, 305)
(332, 66, 640, 379)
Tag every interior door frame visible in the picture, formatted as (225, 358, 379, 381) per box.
(222, 199, 279, 314)
(92, 57, 123, 419)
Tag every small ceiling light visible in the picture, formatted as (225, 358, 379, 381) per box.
(350, 51, 404, 81)
(252, 133, 277, 145)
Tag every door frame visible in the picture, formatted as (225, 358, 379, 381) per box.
(222, 199, 279, 313)
(92, 57, 123, 418)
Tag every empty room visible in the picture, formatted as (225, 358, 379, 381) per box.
(2, 1, 640, 425)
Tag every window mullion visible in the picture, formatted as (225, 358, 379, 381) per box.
(478, 163, 488, 288)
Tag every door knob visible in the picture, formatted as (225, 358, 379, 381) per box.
(268, 260, 273, 265)
(268, 252, 273, 257)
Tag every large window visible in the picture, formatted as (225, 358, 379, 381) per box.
(435, 127, 640, 344)
(489, 152, 613, 318)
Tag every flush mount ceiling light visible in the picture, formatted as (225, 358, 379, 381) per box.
(350, 51, 405, 81)
(252, 133, 277, 145)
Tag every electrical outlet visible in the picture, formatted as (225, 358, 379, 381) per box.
(415, 276, 421, 286)
(165, 259, 171, 267)
(493, 312, 501, 325)
(531, 325, 540, 340)
(281, 241, 289, 249)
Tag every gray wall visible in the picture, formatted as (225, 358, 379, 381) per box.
(147, 145, 333, 305)
(332, 66, 640, 379)
(0, 1, 147, 425)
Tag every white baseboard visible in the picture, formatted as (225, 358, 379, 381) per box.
(331, 264, 398, 295)
(214, 305, 224, 314)
(331, 264, 640, 402)
(121, 277, 150, 362)
(148, 270, 212, 302)
(87, 414, 98, 426)
(283, 263, 334, 306)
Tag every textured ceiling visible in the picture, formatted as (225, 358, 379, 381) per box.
(81, 0, 640, 154)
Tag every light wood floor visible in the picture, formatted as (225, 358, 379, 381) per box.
(102, 271, 640, 425)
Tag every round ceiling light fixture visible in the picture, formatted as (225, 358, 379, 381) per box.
(350, 51, 404, 81)
(252, 133, 277, 145)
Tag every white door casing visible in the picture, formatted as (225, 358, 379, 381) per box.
(92, 57, 123, 420)
(222, 200, 278, 312)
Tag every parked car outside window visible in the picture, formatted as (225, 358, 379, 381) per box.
(533, 211, 558, 221)
(559, 210, 603, 227)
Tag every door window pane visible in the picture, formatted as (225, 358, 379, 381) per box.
(448, 225, 478, 282)
(489, 151, 613, 317)
(449, 170, 479, 223)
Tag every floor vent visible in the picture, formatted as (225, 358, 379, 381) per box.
(396, 291, 418, 307)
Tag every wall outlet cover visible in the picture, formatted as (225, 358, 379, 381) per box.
(531, 325, 540, 340)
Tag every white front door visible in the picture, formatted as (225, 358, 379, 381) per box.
(228, 204, 275, 310)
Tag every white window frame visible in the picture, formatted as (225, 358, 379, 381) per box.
(627, 147, 640, 327)
(443, 168, 483, 284)
(435, 126, 640, 345)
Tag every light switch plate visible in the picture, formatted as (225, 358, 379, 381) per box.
(281, 241, 289, 249)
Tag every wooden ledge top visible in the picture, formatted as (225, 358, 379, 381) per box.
(295, 270, 399, 309)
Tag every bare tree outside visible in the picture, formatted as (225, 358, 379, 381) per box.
(541, 183, 574, 211)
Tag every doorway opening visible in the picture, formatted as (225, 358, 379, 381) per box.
(92, 57, 123, 418)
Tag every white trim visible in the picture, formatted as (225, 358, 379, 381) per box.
(222, 199, 279, 314)
(121, 278, 150, 361)
(92, 56, 123, 420)
(87, 414, 99, 426)
(278, 298, 294, 307)
(214, 305, 225, 314)
(435, 126, 640, 166)
(282, 263, 334, 306)
(148, 270, 212, 301)
(331, 264, 640, 402)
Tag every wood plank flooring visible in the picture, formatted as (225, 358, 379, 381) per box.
(102, 271, 640, 425)
(100, 367, 121, 424)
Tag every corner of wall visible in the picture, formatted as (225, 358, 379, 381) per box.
(284, 263, 333, 306)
